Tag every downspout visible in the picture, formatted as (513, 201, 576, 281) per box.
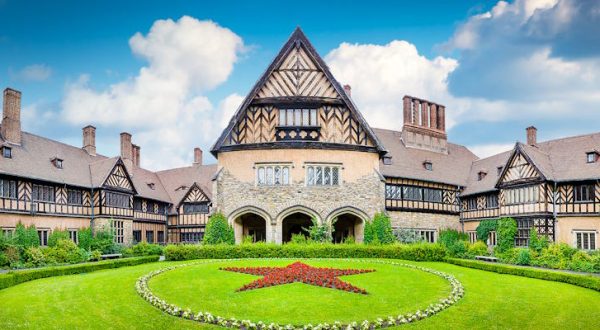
(457, 185, 464, 232)
(552, 182, 557, 242)
(90, 186, 95, 235)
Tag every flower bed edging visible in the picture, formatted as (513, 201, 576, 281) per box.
(135, 259, 464, 329)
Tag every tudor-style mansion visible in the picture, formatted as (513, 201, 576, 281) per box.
(1, 29, 599, 250)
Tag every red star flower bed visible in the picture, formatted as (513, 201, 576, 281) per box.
(220, 261, 375, 294)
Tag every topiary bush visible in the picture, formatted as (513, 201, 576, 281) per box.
(475, 219, 497, 242)
(203, 212, 235, 245)
(495, 217, 517, 254)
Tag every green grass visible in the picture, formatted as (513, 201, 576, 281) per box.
(149, 259, 448, 324)
(0, 259, 599, 329)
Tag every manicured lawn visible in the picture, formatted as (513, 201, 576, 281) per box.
(149, 259, 449, 325)
(0, 259, 598, 329)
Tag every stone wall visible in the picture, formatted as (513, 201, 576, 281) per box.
(388, 210, 460, 232)
(93, 217, 133, 246)
(214, 169, 385, 243)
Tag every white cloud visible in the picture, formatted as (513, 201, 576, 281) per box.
(61, 17, 245, 169)
(467, 143, 514, 159)
(325, 41, 458, 131)
(13, 64, 52, 82)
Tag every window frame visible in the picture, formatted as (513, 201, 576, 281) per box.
(2, 146, 12, 159)
(67, 189, 83, 205)
(105, 191, 131, 209)
(278, 108, 318, 127)
(573, 184, 594, 203)
(255, 163, 292, 186)
(38, 229, 50, 246)
(182, 201, 210, 214)
(0, 179, 17, 199)
(574, 231, 596, 250)
(112, 220, 124, 244)
(305, 164, 342, 187)
(32, 184, 56, 203)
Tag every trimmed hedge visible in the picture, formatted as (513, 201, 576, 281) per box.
(0, 255, 159, 291)
(446, 258, 600, 292)
(164, 243, 446, 262)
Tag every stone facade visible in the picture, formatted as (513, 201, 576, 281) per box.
(214, 168, 385, 243)
(93, 217, 133, 246)
(388, 210, 460, 231)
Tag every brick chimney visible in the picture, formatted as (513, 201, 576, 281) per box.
(343, 84, 352, 97)
(2, 88, 22, 145)
(401, 95, 447, 154)
(526, 126, 537, 146)
(120, 132, 133, 166)
(82, 125, 96, 156)
(132, 144, 141, 167)
(193, 147, 202, 166)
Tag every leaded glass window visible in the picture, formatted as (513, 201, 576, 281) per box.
(256, 164, 292, 186)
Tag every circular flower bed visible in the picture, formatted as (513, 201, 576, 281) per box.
(136, 259, 464, 329)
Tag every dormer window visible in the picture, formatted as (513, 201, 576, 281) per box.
(497, 166, 503, 176)
(423, 161, 433, 171)
(147, 183, 155, 190)
(176, 185, 188, 191)
(51, 157, 63, 169)
(586, 152, 598, 163)
(383, 156, 392, 165)
(478, 171, 487, 181)
(2, 146, 12, 159)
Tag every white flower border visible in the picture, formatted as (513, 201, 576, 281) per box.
(135, 259, 464, 329)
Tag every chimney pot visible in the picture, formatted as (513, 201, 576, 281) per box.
(131, 144, 140, 167)
(193, 147, 202, 166)
(82, 125, 96, 156)
(526, 126, 537, 146)
(343, 84, 351, 97)
(2, 88, 22, 145)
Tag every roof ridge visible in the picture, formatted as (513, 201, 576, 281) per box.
(537, 131, 600, 146)
(21, 130, 108, 159)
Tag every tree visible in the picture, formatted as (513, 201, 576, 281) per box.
(203, 212, 235, 245)
(48, 229, 70, 247)
(13, 222, 40, 248)
(495, 217, 517, 253)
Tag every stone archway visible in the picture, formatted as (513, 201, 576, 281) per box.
(327, 207, 368, 243)
(229, 206, 271, 244)
(276, 206, 320, 243)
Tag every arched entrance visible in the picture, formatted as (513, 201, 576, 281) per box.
(229, 206, 271, 244)
(234, 213, 267, 243)
(282, 212, 313, 243)
(332, 214, 363, 243)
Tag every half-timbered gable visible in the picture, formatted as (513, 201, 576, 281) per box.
(212, 28, 385, 155)
(384, 177, 459, 214)
(497, 147, 543, 187)
(103, 163, 134, 192)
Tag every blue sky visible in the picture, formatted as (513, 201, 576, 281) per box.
(1, 0, 599, 169)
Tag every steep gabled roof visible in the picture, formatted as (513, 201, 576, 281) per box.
(156, 164, 218, 210)
(211, 27, 386, 156)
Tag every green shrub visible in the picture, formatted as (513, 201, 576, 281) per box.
(495, 217, 517, 253)
(90, 225, 121, 254)
(0, 252, 8, 268)
(468, 241, 489, 257)
(90, 250, 102, 262)
(13, 222, 40, 248)
(123, 242, 163, 257)
(203, 212, 235, 245)
(44, 239, 88, 264)
(24, 247, 46, 268)
(438, 229, 469, 248)
(476, 219, 497, 242)
(289, 233, 308, 244)
(569, 251, 595, 273)
(446, 258, 600, 292)
(241, 235, 255, 244)
(364, 213, 394, 244)
(163, 242, 446, 262)
(47, 229, 70, 247)
(528, 229, 549, 253)
(393, 228, 422, 244)
(303, 217, 333, 243)
(78, 227, 93, 251)
(342, 235, 355, 244)
(0, 256, 159, 291)
(4, 245, 20, 266)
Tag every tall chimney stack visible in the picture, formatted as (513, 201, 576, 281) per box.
(132, 144, 141, 167)
(82, 125, 96, 156)
(2, 88, 22, 145)
(526, 126, 537, 146)
(343, 84, 352, 97)
(193, 147, 202, 166)
(120, 132, 133, 166)
(401, 95, 448, 154)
